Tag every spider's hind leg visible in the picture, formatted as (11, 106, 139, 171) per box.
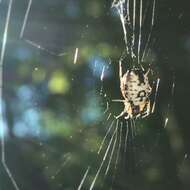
(115, 110, 126, 119)
(114, 101, 131, 120)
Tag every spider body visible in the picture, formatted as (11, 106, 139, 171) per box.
(113, 61, 152, 119)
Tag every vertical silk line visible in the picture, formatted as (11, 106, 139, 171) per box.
(0, 0, 12, 163)
(77, 167, 91, 190)
(137, 0, 143, 64)
(89, 121, 118, 190)
(105, 121, 119, 175)
(124, 121, 129, 153)
(131, 0, 136, 58)
(74, 48, 79, 64)
(142, 0, 156, 61)
(98, 120, 115, 154)
(0, 1, 20, 190)
(127, 0, 131, 24)
(20, 0, 32, 38)
(119, 1, 129, 53)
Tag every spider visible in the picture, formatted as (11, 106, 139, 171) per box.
(113, 60, 156, 120)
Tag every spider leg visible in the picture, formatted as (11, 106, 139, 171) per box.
(115, 101, 131, 119)
(135, 113, 141, 118)
(115, 110, 126, 119)
(124, 115, 130, 119)
(147, 100, 151, 115)
(119, 60, 123, 84)
(112, 99, 125, 102)
(151, 78, 160, 113)
(145, 68, 150, 76)
(142, 100, 151, 118)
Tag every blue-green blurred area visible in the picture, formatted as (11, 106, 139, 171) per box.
(0, 0, 190, 190)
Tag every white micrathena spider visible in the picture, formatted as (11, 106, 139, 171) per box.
(113, 60, 154, 120)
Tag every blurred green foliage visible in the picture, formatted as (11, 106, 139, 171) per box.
(1, 0, 190, 190)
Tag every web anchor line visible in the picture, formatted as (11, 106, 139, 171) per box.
(20, 0, 66, 57)
(0, 1, 20, 190)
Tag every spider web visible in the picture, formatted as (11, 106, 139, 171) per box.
(0, 0, 188, 190)
(76, 1, 178, 189)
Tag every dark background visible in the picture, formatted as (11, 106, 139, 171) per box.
(0, 0, 190, 190)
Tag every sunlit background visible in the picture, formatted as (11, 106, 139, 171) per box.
(0, 0, 190, 190)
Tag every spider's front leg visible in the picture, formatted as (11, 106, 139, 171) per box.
(115, 101, 131, 119)
(119, 60, 123, 84)
(141, 100, 151, 118)
(151, 78, 160, 113)
(146, 100, 151, 115)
